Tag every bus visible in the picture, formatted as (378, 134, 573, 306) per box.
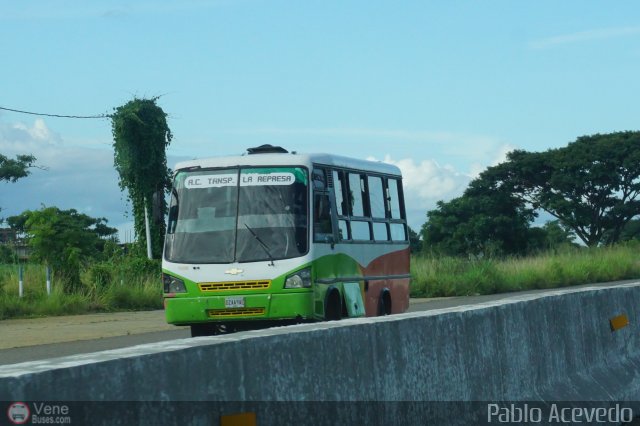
(162, 144, 410, 336)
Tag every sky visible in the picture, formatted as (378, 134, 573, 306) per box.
(1, 0, 639, 239)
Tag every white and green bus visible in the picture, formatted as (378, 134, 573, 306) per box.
(162, 145, 410, 336)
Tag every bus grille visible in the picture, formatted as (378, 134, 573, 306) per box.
(198, 280, 271, 292)
(207, 308, 266, 318)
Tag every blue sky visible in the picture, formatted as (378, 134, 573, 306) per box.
(1, 1, 639, 236)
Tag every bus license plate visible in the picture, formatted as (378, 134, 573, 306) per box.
(225, 296, 245, 308)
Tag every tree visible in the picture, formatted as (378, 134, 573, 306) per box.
(604, 218, 640, 243)
(481, 132, 640, 247)
(524, 220, 579, 254)
(5, 211, 29, 234)
(0, 154, 36, 183)
(1, 153, 37, 217)
(0, 244, 17, 264)
(7, 207, 117, 293)
(111, 97, 172, 258)
(421, 180, 537, 258)
(541, 220, 577, 249)
(408, 226, 422, 253)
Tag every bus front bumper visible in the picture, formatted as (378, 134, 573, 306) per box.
(164, 292, 313, 325)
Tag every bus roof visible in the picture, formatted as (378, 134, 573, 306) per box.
(173, 151, 402, 177)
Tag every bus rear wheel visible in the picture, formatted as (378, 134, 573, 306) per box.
(379, 290, 392, 316)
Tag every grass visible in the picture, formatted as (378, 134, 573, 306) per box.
(0, 258, 162, 320)
(2, 243, 640, 319)
(410, 242, 640, 297)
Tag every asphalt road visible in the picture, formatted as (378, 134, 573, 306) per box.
(0, 280, 634, 365)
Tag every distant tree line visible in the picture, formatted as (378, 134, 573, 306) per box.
(421, 131, 640, 257)
(5, 208, 118, 292)
(2, 116, 639, 289)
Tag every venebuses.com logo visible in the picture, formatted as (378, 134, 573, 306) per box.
(6, 402, 30, 425)
(6, 401, 72, 425)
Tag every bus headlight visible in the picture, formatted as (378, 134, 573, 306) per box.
(284, 267, 312, 289)
(163, 273, 187, 293)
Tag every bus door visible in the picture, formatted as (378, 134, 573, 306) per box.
(342, 281, 366, 317)
(311, 167, 365, 320)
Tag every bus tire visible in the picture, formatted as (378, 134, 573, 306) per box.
(379, 289, 392, 316)
(190, 323, 229, 337)
(190, 324, 210, 337)
(324, 288, 342, 321)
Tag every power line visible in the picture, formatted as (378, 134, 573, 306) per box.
(0, 106, 110, 119)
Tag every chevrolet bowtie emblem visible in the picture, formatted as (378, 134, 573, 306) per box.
(224, 268, 244, 275)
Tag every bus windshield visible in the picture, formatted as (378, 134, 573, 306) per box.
(165, 167, 308, 264)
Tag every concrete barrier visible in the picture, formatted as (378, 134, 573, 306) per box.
(1, 282, 640, 425)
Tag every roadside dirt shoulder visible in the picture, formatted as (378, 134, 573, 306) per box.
(0, 310, 174, 349)
(0, 298, 444, 350)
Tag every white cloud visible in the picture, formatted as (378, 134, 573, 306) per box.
(369, 141, 518, 229)
(368, 155, 473, 230)
(530, 26, 640, 49)
(0, 119, 130, 238)
(468, 143, 517, 178)
(490, 143, 517, 165)
(380, 156, 469, 202)
(0, 118, 62, 148)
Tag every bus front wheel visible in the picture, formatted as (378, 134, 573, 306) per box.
(190, 324, 211, 337)
(190, 323, 230, 337)
(324, 289, 342, 321)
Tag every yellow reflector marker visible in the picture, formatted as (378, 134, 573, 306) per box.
(220, 412, 256, 426)
(610, 314, 629, 331)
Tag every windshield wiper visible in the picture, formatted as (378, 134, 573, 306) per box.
(244, 223, 275, 266)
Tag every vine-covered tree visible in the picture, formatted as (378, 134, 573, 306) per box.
(479, 131, 640, 247)
(111, 97, 172, 258)
(7, 207, 117, 293)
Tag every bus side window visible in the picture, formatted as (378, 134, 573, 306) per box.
(337, 220, 349, 241)
(312, 169, 326, 190)
(333, 170, 347, 216)
(368, 176, 385, 219)
(348, 173, 365, 217)
(313, 193, 333, 242)
(387, 179, 403, 219)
